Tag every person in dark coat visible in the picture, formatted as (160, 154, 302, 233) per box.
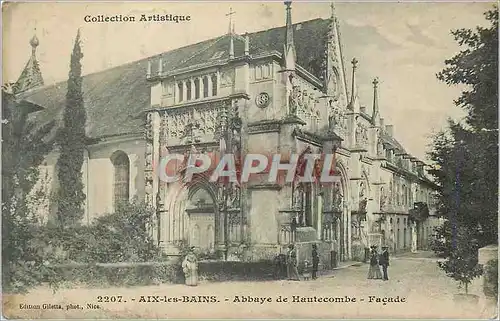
(367, 245, 383, 279)
(312, 244, 320, 279)
(379, 246, 390, 281)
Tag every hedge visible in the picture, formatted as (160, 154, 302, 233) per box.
(43, 259, 284, 288)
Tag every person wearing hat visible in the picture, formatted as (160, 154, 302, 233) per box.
(367, 245, 383, 280)
(286, 244, 300, 281)
(311, 244, 320, 280)
(379, 246, 390, 281)
(182, 246, 199, 286)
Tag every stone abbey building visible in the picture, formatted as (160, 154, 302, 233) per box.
(15, 2, 441, 264)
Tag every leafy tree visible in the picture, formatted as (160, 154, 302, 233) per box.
(1, 86, 55, 293)
(55, 29, 87, 226)
(430, 6, 498, 290)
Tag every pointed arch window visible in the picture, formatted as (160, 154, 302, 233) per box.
(178, 82, 184, 102)
(203, 76, 209, 98)
(211, 74, 218, 96)
(186, 81, 192, 101)
(194, 78, 200, 99)
(111, 151, 130, 208)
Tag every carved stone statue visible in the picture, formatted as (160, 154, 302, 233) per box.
(328, 114, 335, 130)
(332, 182, 343, 212)
(288, 74, 298, 116)
(380, 188, 387, 212)
(355, 123, 362, 145)
(297, 89, 303, 108)
(228, 184, 241, 208)
(293, 184, 303, 209)
(302, 91, 308, 109)
(377, 139, 384, 156)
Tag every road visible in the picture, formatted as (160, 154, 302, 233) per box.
(3, 252, 492, 319)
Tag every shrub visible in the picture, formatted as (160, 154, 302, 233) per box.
(84, 200, 163, 263)
(29, 200, 168, 290)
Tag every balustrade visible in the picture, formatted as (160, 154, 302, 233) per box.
(173, 72, 219, 104)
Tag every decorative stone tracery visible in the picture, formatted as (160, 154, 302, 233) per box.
(144, 112, 154, 205)
(162, 104, 220, 143)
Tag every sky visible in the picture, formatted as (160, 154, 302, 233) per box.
(2, 1, 495, 160)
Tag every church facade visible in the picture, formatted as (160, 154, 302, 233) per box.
(16, 2, 441, 264)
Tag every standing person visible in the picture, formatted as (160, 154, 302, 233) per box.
(367, 245, 383, 280)
(287, 244, 300, 281)
(379, 246, 390, 281)
(312, 243, 320, 280)
(182, 246, 199, 286)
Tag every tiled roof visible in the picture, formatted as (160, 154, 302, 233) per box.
(21, 18, 330, 141)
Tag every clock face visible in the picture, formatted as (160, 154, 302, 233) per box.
(255, 92, 271, 108)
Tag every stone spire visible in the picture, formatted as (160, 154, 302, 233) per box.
(324, 2, 350, 106)
(226, 7, 236, 59)
(371, 77, 380, 125)
(14, 32, 44, 94)
(283, 1, 296, 70)
(347, 57, 359, 112)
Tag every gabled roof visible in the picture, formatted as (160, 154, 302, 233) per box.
(21, 18, 331, 141)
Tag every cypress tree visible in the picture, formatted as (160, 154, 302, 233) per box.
(56, 29, 86, 226)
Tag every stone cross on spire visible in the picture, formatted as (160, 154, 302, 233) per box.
(330, 2, 336, 20)
(351, 57, 358, 70)
(226, 7, 236, 34)
(348, 57, 359, 111)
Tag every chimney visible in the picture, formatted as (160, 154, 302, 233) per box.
(244, 33, 250, 56)
(147, 59, 151, 78)
(380, 118, 385, 128)
(385, 125, 394, 137)
(158, 56, 163, 75)
(360, 107, 366, 114)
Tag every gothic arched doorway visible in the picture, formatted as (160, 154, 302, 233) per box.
(185, 185, 217, 251)
(164, 176, 219, 253)
(321, 161, 349, 262)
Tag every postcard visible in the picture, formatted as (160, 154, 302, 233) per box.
(2, 1, 498, 319)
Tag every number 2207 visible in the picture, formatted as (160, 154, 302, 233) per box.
(97, 296, 123, 303)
